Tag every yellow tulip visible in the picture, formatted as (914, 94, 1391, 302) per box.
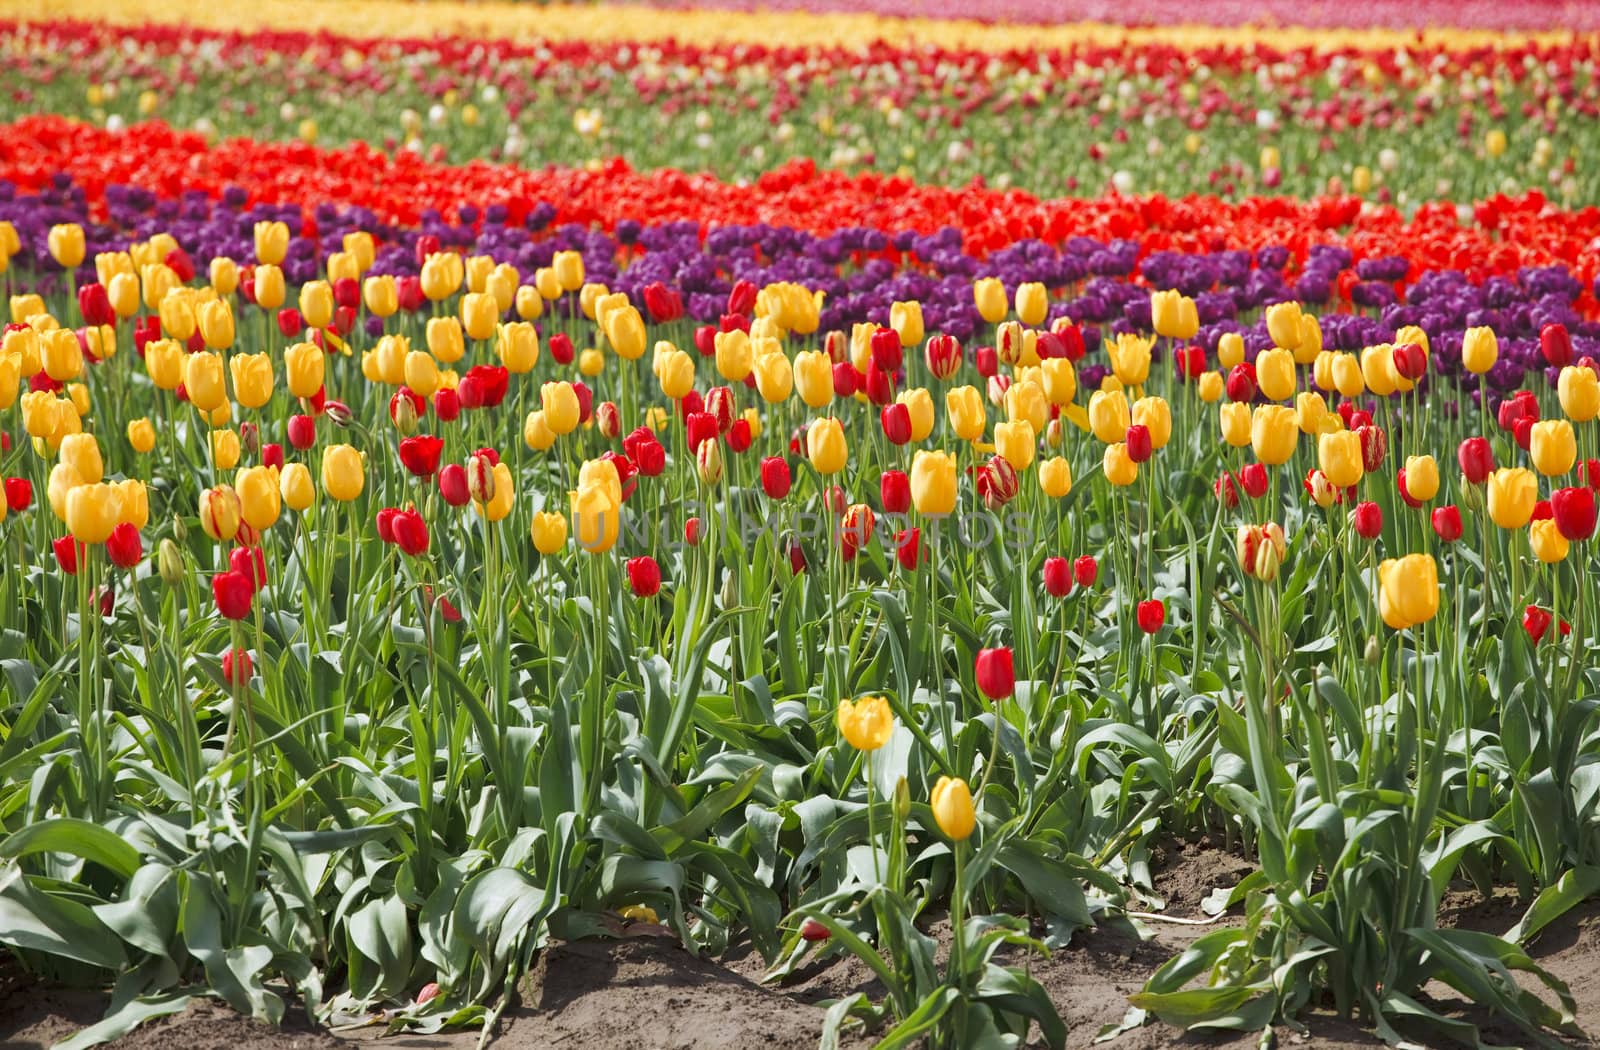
(531, 511, 568, 555)
(321, 444, 365, 502)
(284, 341, 325, 399)
(1103, 442, 1138, 486)
(1250, 405, 1297, 465)
(363, 275, 399, 318)
(1295, 392, 1329, 435)
(1377, 554, 1439, 629)
(715, 328, 754, 382)
(421, 252, 464, 301)
(1197, 371, 1224, 403)
(1004, 381, 1048, 435)
(1530, 419, 1577, 476)
(197, 299, 234, 350)
(1014, 282, 1048, 326)
(254, 263, 286, 310)
(889, 301, 924, 347)
(1531, 519, 1570, 564)
(198, 484, 242, 541)
(542, 382, 580, 435)
(1294, 313, 1324, 365)
(1462, 326, 1498, 375)
(930, 776, 976, 841)
(66, 484, 118, 545)
(477, 462, 514, 523)
(1217, 332, 1245, 370)
(807, 417, 848, 475)
(946, 385, 986, 442)
(1317, 431, 1364, 489)
(553, 250, 585, 293)
(126, 418, 156, 454)
(107, 272, 140, 319)
(1404, 455, 1440, 502)
(1265, 301, 1303, 350)
(210, 429, 241, 471)
(1131, 397, 1171, 450)
(39, 329, 82, 383)
(280, 463, 314, 512)
(657, 347, 697, 401)
(496, 322, 540, 374)
(209, 257, 239, 296)
(606, 305, 648, 362)
(235, 466, 281, 530)
(836, 696, 894, 751)
(1487, 467, 1538, 529)
(1088, 389, 1130, 444)
(48, 223, 86, 268)
(516, 285, 544, 321)
(1332, 352, 1365, 398)
(898, 387, 935, 442)
(405, 351, 441, 398)
(1109, 333, 1153, 387)
(973, 277, 1008, 324)
(910, 450, 958, 516)
(1220, 402, 1252, 448)
(794, 351, 835, 409)
(230, 353, 274, 409)
(112, 479, 148, 529)
(1360, 345, 1398, 397)
(1255, 348, 1295, 401)
(995, 420, 1036, 470)
(1559, 366, 1600, 423)
(460, 292, 498, 342)
(1039, 457, 1072, 498)
(185, 352, 227, 412)
(1150, 289, 1199, 340)
(253, 220, 289, 265)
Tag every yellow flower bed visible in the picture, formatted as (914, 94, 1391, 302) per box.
(4, 0, 1582, 52)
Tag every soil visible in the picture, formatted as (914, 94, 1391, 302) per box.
(11, 846, 1600, 1050)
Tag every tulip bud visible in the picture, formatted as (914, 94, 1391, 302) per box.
(1364, 635, 1381, 663)
(157, 538, 184, 587)
(719, 569, 739, 610)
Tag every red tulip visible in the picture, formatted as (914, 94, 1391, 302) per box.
(1225, 364, 1257, 403)
(626, 556, 662, 597)
(393, 510, 430, 556)
(1136, 598, 1165, 634)
(262, 443, 285, 471)
(642, 282, 683, 323)
(437, 463, 470, 507)
(1351, 501, 1383, 539)
(831, 362, 859, 398)
(693, 325, 717, 357)
(78, 283, 114, 327)
(1541, 323, 1573, 368)
(1238, 463, 1269, 500)
(1074, 555, 1098, 589)
(894, 526, 921, 570)
(1174, 345, 1206, 380)
(719, 312, 749, 335)
(1431, 505, 1463, 543)
(974, 345, 998, 378)
(632, 435, 666, 477)
(1052, 322, 1086, 361)
(727, 280, 758, 317)
(164, 248, 195, 283)
(870, 327, 903, 372)
(222, 647, 253, 686)
(727, 417, 753, 454)
(975, 647, 1015, 700)
(684, 517, 703, 546)
(414, 235, 441, 267)
(1523, 605, 1555, 644)
(881, 403, 912, 445)
(287, 414, 317, 450)
(399, 435, 445, 477)
(1458, 436, 1494, 483)
(277, 307, 304, 338)
(332, 277, 361, 310)
(864, 363, 895, 405)
(1396, 469, 1423, 509)
(1043, 556, 1071, 597)
(685, 412, 718, 450)
(925, 334, 961, 379)
(1213, 472, 1239, 508)
(1125, 424, 1152, 464)
(4, 477, 32, 512)
(760, 456, 791, 499)
(1392, 342, 1427, 380)
(212, 570, 253, 620)
(1552, 486, 1597, 541)
(787, 539, 808, 574)
(880, 470, 910, 514)
(549, 331, 575, 365)
(376, 507, 400, 544)
(1533, 499, 1554, 522)
(799, 918, 830, 942)
(1579, 459, 1600, 492)
(52, 536, 79, 575)
(106, 523, 143, 569)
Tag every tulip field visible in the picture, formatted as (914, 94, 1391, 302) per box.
(8, 2, 1600, 1050)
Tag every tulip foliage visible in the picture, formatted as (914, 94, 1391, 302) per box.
(5, 25, 1600, 1049)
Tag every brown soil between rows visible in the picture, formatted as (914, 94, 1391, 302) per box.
(8, 842, 1600, 1049)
